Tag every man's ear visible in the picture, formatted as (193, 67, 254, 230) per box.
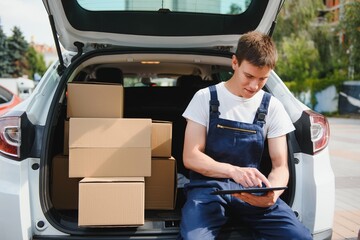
(231, 55, 239, 70)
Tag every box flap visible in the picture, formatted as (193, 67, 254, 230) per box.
(81, 177, 144, 183)
(152, 120, 173, 125)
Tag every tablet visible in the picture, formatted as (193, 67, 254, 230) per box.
(210, 186, 287, 195)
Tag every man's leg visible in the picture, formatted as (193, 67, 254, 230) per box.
(180, 187, 229, 240)
(240, 199, 313, 240)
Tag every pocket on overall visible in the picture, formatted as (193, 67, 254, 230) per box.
(205, 118, 264, 168)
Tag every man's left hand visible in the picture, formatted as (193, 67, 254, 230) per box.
(232, 191, 276, 208)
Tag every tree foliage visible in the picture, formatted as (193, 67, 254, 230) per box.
(227, 0, 251, 14)
(0, 26, 12, 77)
(273, 0, 323, 42)
(276, 34, 319, 85)
(274, 0, 359, 100)
(26, 46, 47, 81)
(339, 1, 360, 79)
(0, 25, 47, 80)
(7, 26, 29, 78)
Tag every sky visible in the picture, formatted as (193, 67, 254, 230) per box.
(0, 0, 54, 46)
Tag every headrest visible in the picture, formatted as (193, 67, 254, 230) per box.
(96, 67, 124, 84)
(176, 75, 203, 87)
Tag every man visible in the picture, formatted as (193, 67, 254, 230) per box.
(179, 31, 312, 240)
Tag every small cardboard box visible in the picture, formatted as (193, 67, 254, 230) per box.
(152, 121, 172, 157)
(63, 120, 69, 155)
(51, 154, 81, 210)
(67, 82, 124, 118)
(69, 118, 151, 177)
(145, 157, 177, 210)
(79, 177, 144, 227)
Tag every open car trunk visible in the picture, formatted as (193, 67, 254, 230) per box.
(43, 49, 296, 238)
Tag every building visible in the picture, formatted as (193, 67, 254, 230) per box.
(31, 37, 58, 67)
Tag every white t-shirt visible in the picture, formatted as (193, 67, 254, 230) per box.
(182, 82, 295, 138)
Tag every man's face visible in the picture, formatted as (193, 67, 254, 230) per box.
(231, 56, 271, 99)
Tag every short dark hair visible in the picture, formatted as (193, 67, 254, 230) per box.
(235, 31, 277, 69)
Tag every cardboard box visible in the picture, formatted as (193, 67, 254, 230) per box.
(67, 82, 124, 118)
(63, 120, 69, 155)
(51, 154, 81, 210)
(79, 177, 144, 226)
(145, 157, 177, 210)
(69, 118, 152, 177)
(152, 121, 172, 157)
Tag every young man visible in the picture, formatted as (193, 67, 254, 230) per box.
(179, 31, 312, 240)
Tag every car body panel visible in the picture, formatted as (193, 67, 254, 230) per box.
(0, 157, 32, 240)
(43, 0, 283, 52)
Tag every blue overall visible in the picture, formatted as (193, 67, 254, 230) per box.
(179, 85, 312, 240)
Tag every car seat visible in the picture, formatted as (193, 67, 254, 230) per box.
(95, 67, 124, 85)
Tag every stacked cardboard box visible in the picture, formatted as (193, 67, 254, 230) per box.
(69, 118, 152, 177)
(145, 157, 176, 210)
(79, 177, 145, 226)
(53, 82, 177, 227)
(151, 121, 172, 157)
(51, 154, 81, 210)
(145, 121, 177, 210)
(67, 82, 124, 118)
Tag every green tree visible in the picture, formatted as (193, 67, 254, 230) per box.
(26, 46, 47, 80)
(227, 0, 251, 14)
(273, 0, 323, 42)
(273, 0, 351, 98)
(276, 34, 320, 91)
(339, 1, 360, 79)
(7, 26, 29, 78)
(310, 25, 341, 78)
(228, 3, 242, 14)
(273, 0, 324, 88)
(0, 25, 12, 77)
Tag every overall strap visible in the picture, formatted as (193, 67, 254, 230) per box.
(253, 92, 271, 127)
(208, 85, 220, 116)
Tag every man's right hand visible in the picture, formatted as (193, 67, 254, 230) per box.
(228, 166, 271, 188)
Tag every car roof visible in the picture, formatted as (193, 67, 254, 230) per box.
(43, 0, 283, 52)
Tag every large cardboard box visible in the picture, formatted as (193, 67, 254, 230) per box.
(67, 82, 124, 118)
(79, 177, 144, 226)
(145, 157, 177, 210)
(151, 121, 172, 157)
(69, 118, 151, 177)
(51, 154, 81, 210)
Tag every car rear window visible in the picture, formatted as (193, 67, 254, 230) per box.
(123, 76, 177, 87)
(77, 0, 252, 15)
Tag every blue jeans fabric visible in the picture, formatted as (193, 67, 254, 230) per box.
(180, 86, 312, 239)
(180, 179, 312, 240)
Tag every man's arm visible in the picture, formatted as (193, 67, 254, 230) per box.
(183, 119, 270, 187)
(267, 135, 290, 199)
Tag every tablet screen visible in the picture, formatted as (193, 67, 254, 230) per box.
(210, 186, 288, 195)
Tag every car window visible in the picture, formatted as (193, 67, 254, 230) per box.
(0, 85, 13, 103)
(123, 76, 177, 87)
(77, 0, 252, 15)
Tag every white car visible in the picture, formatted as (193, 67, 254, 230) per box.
(0, 0, 335, 239)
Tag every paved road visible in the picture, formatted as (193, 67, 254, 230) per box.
(328, 117, 360, 240)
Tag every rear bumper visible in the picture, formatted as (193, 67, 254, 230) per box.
(0, 157, 32, 240)
(313, 228, 333, 240)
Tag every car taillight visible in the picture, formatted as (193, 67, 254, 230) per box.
(0, 116, 21, 158)
(306, 110, 330, 154)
